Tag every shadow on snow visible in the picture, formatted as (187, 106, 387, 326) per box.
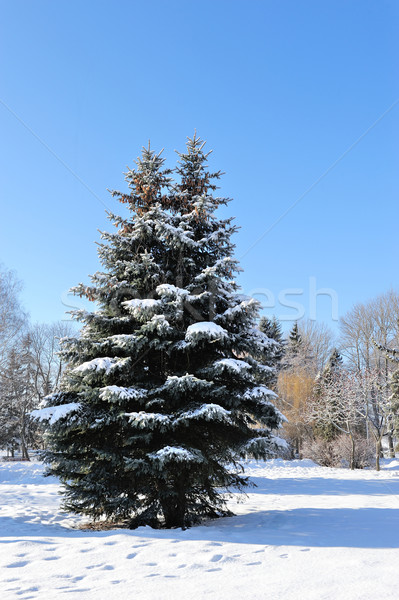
(1, 505, 399, 549)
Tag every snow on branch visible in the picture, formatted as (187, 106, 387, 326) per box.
(122, 298, 161, 318)
(158, 374, 214, 394)
(185, 321, 228, 343)
(244, 385, 277, 401)
(148, 446, 203, 466)
(221, 297, 258, 320)
(178, 403, 231, 424)
(126, 412, 171, 430)
(156, 284, 189, 299)
(73, 357, 129, 375)
(31, 403, 81, 425)
(214, 358, 252, 374)
(99, 385, 147, 402)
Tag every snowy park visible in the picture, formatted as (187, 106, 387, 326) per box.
(2, 3, 399, 599)
(1, 458, 399, 600)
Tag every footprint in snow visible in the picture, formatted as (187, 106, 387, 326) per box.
(86, 563, 104, 570)
(209, 554, 223, 563)
(15, 586, 38, 595)
(7, 561, 29, 568)
(207, 542, 222, 547)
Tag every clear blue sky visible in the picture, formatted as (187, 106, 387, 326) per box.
(1, 0, 398, 331)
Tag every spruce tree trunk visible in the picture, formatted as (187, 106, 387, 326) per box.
(161, 478, 186, 528)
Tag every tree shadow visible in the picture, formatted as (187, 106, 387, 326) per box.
(248, 475, 399, 496)
(1, 505, 398, 549)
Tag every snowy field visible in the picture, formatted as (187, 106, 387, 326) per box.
(1, 459, 399, 600)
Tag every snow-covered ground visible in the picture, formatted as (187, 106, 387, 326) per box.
(1, 459, 399, 599)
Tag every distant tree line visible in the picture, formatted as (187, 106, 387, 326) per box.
(0, 265, 73, 458)
(261, 289, 399, 470)
(1, 259, 398, 471)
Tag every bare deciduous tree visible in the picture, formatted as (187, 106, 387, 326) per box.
(0, 266, 27, 373)
(28, 322, 75, 405)
(340, 290, 399, 372)
(298, 318, 336, 374)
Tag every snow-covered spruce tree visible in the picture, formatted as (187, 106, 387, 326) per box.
(34, 135, 285, 528)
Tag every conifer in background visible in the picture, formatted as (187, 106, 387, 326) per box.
(258, 315, 284, 388)
(34, 135, 285, 528)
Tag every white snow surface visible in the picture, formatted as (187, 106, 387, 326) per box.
(1, 459, 399, 599)
(30, 403, 81, 425)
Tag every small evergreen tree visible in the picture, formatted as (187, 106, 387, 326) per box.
(34, 135, 285, 528)
(283, 322, 303, 370)
(325, 348, 343, 374)
(258, 316, 284, 389)
(289, 322, 301, 349)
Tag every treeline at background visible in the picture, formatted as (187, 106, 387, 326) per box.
(1, 263, 398, 469)
(263, 289, 399, 471)
(0, 265, 74, 459)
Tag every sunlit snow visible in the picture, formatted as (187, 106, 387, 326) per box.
(1, 459, 399, 599)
